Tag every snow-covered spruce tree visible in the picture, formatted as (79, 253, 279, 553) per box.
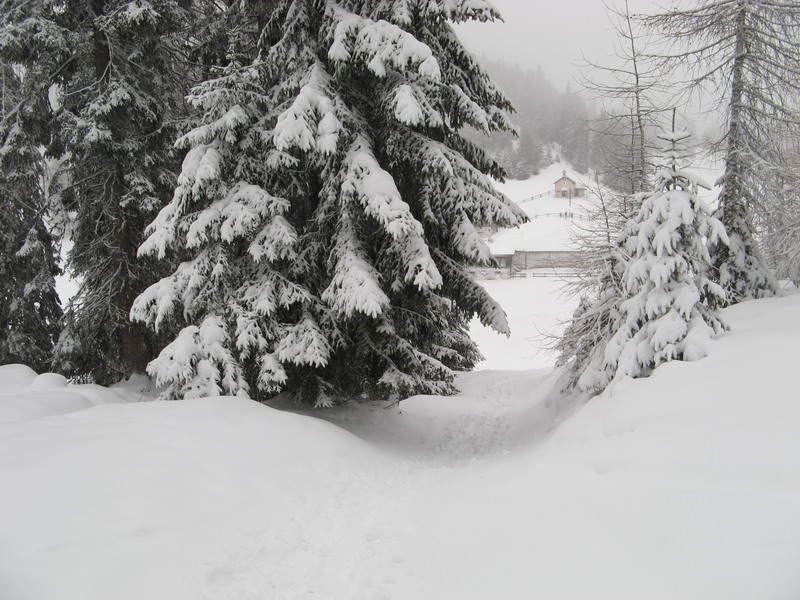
(2, 0, 193, 383)
(132, 0, 526, 405)
(563, 130, 729, 395)
(557, 0, 670, 392)
(0, 62, 63, 372)
(644, 1, 800, 303)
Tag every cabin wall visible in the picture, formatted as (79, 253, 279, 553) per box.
(508, 250, 583, 270)
(554, 177, 575, 196)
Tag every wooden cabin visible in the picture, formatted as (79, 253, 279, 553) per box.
(553, 171, 586, 198)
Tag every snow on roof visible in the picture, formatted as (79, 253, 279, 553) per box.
(553, 169, 584, 186)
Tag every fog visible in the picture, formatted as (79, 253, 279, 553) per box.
(455, 0, 722, 137)
(455, 0, 662, 89)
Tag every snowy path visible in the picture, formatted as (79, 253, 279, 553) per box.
(204, 368, 567, 600)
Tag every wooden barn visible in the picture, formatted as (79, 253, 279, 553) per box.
(497, 250, 581, 272)
(476, 250, 582, 278)
(553, 171, 586, 198)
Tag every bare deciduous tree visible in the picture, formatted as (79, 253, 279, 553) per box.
(580, 0, 667, 196)
(644, 0, 800, 303)
(556, 1, 669, 392)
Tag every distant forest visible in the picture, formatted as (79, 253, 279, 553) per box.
(467, 59, 593, 179)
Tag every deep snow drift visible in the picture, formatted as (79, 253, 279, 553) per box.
(2, 290, 799, 600)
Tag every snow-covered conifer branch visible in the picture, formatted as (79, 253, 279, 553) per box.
(327, 7, 441, 80)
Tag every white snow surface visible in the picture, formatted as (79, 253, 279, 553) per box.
(469, 275, 574, 370)
(2, 288, 800, 599)
(487, 163, 594, 254)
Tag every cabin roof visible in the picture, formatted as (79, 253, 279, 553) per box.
(554, 175, 576, 184)
(554, 170, 587, 189)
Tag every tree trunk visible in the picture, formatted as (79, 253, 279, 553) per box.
(91, 0, 149, 376)
(722, 3, 748, 216)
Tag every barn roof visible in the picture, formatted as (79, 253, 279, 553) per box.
(554, 170, 576, 184)
(554, 171, 587, 189)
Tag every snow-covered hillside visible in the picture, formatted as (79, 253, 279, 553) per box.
(485, 162, 722, 256)
(489, 163, 595, 254)
(2, 289, 799, 600)
(468, 163, 589, 371)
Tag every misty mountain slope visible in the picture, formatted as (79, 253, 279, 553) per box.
(461, 59, 593, 178)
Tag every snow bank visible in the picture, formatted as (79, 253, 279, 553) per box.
(391, 293, 800, 600)
(1, 292, 799, 599)
(0, 383, 379, 600)
(0, 365, 128, 424)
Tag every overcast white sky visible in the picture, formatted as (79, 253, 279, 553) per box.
(455, 0, 663, 89)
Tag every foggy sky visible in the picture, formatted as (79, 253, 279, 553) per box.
(455, 0, 661, 90)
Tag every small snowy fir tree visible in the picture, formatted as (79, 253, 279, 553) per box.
(567, 130, 729, 394)
(0, 63, 63, 372)
(132, 0, 526, 405)
(555, 137, 650, 393)
(555, 263, 626, 394)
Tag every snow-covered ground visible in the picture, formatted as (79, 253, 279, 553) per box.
(4, 168, 795, 600)
(468, 163, 590, 371)
(489, 162, 594, 254)
(2, 289, 799, 599)
(469, 276, 574, 370)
